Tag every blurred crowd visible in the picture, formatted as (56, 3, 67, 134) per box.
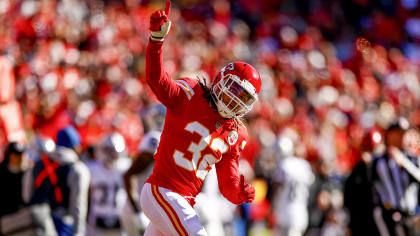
(1, 0, 420, 235)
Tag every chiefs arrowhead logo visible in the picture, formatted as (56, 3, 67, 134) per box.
(228, 130, 238, 145)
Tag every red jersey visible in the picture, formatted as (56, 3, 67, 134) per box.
(145, 40, 248, 205)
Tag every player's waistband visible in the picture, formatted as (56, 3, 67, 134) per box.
(146, 177, 197, 206)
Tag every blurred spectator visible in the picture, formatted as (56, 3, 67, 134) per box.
(86, 132, 131, 236)
(0, 142, 28, 217)
(23, 126, 90, 236)
(306, 159, 336, 236)
(344, 132, 381, 236)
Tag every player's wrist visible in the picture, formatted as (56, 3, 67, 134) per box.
(150, 35, 165, 42)
(149, 36, 164, 44)
(150, 21, 171, 42)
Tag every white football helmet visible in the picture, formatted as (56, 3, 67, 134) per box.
(96, 133, 126, 167)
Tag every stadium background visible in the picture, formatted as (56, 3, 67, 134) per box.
(0, 0, 420, 235)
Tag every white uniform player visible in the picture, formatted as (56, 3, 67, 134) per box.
(137, 131, 162, 191)
(86, 133, 131, 236)
(121, 130, 162, 236)
(273, 155, 314, 236)
(195, 168, 237, 236)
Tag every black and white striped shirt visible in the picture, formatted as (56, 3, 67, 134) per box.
(372, 153, 419, 215)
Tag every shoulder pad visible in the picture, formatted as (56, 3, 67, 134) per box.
(175, 77, 198, 100)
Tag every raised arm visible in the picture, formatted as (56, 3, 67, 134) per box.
(146, 1, 184, 109)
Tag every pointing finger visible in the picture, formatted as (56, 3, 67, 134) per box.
(165, 0, 171, 16)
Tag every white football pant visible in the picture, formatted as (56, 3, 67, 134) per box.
(140, 183, 207, 236)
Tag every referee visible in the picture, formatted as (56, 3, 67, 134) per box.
(371, 122, 420, 236)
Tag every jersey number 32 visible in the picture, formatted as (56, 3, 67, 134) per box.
(173, 121, 228, 180)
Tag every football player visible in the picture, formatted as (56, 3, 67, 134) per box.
(272, 137, 314, 236)
(121, 105, 165, 235)
(139, 1, 260, 235)
(121, 130, 162, 235)
(86, 133, 131, 236)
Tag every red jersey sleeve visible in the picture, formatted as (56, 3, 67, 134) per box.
(215, 123, 249, 204)
(146, 41, 187, 109)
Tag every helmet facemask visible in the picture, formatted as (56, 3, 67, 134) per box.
(211, 71, 258, 119)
